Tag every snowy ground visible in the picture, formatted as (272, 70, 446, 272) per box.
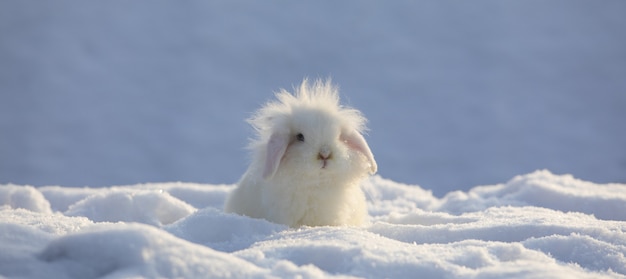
(2, 2, 626, 277)
(1, 170, 626, 278)
(1, 1, 626, 196)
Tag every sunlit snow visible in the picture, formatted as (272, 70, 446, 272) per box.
(2, 171, 626, 278)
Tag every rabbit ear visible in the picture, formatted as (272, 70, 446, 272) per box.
(341, 130, 378, 174)
(263, 131, 290, 179)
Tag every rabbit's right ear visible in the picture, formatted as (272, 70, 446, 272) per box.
(263, 131, 290, 179)
(341, 130, 378, 174)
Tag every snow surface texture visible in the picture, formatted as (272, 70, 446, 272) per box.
(1, 1, 626, 196)
(1, 171, 626, 278)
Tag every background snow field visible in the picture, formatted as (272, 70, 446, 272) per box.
(2, 171, 626, 278)
(1, 1, 626, 196)
(2, 2, 625, 277)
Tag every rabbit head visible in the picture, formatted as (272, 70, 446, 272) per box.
(248, 79, 377, 183)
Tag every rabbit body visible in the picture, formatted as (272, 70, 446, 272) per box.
(224, 79, 377, 227)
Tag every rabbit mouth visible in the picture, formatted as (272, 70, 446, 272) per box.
(321, 160, 328, 169)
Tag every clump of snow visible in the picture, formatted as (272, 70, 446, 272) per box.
(236, 228, 598, 278)
(437, 170, 626, 220)
(0, 223, 55, 278)
(1, 170, 625, 278)
(524, 233, 626, 275)
(363, 175, 437, 218)
(0, 185, 51, 214)
(38, 186, 102, 212)
(65, 190, 195, 227)
(133, 182, 231, 210)
(38, 223, 267, 279)
(165, 207, 286, 252)
(1, 208, 92, 235)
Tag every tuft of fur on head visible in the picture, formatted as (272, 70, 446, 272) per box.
(248, 79, 367, 148)
(225, 78, 376, 227)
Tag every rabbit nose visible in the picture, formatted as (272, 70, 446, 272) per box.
(318, 147, 332, 160)
(318, 148, 332, 169)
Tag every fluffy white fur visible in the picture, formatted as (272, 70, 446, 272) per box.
(224, 79, 377, 227)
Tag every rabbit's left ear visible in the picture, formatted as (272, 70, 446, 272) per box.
(263, 131, 290, 179)
(341, 130, 378, 174)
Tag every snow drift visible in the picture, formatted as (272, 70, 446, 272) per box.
(1, 170, 625, 278)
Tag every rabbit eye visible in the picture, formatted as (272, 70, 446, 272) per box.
(296, 133, 305, 142)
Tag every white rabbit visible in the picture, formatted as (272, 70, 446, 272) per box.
(224, 79, 377, 227)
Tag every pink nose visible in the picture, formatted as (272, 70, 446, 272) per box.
(318, 149, 332, 168)
(318, 147, 332, 160)
(318, 152, 331, 160)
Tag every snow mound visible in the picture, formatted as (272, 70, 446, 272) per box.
(65, 190, 196, 226)
(0, 185, 51, 214)
(38, 186, 102, 212)
(39, 223, 266, 279)
(438, 170, 626, 220)
(1, 170, 626, 278)
(165, 207, 287, 252)
(1, 208, 92, 235)
(236, 227, 604, 278)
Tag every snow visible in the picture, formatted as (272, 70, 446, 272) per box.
(1, 1, 626, 278)
(2, 171, 626, 278)
(0, 185, 51, 214)
(64, 190, 196, 226)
